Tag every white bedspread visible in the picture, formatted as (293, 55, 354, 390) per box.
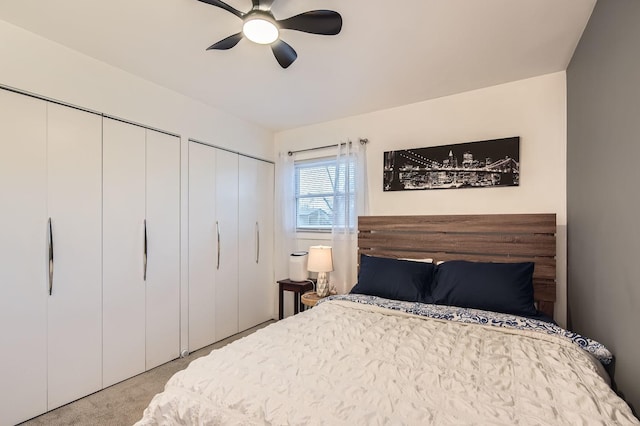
(136, 299, 638, 425)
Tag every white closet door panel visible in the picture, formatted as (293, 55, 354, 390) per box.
(258, 161, 275, 322)
(145, 130, 180, 370)
(238, 156, 260, 331)
(46, 104, 102, 410)
(102, 118, 146, 387)
(188, 142, 217, 351)
(0, 90, 48, 425)
(239, 158, 275, 329)
(214, 149, 239, 341)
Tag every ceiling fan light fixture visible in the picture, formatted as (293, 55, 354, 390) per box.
(242, 14, 279, 45)
(199, 0, 342, 68)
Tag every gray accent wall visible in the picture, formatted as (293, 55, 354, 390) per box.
(567, 0, 640, 415)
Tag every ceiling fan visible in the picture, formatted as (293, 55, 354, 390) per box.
(196, 0, 342, 68)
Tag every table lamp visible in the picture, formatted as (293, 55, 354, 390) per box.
(307, 245, 333, 297)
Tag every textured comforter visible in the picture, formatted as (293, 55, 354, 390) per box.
(136, 297, 638, 425)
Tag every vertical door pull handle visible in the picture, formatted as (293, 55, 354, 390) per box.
(216, 221, 221, 270)
(143, 219, 148, 281)
(256, 222, 260, 264)
(48, 218, 54, 295)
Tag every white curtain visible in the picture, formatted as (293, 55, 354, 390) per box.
(331, 140, 368, 294)
(275, 152, 296, 283)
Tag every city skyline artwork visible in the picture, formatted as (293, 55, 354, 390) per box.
(383, 136, 520, 191)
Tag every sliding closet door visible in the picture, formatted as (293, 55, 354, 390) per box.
(0, 90, 48, 425)
(145, 130, 180, 370)
(103, 118, 146, 387)
(238, 157, 274, 330)
(215, 149, 239, 341)
(188, 142, 217, 351)
(46, 104, 102, 409)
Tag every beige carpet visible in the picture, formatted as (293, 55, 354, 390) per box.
(20, 321, 274, 426)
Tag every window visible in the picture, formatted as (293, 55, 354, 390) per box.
(295, 157, 356, 231)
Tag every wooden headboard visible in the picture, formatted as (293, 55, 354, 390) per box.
(358, 214, 557, 319)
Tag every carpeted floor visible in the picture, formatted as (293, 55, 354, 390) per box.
(19, 321, 274, 426)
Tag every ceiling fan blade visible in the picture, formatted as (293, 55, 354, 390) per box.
(252, 0, 274, 10)
(271, 40, 297, 68)
(196, 0, 244, 18)
(277, 10, 342, 35)
(207, 32, 243, 50)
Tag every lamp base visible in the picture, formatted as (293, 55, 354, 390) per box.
(316, 272, 330, 297)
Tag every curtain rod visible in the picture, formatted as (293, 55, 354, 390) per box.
(287, 138, 368, 156)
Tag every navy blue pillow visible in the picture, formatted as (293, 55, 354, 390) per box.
(350, 255, 435, 303)
(431, 260, 537, 317)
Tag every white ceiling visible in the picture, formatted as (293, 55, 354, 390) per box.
(0, 0, 595, 132)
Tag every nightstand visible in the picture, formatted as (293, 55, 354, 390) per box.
(277, 278, 315, 320)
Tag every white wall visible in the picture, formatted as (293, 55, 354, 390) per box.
(0, 20, 273, 159)
(0, 19, 274, 354)
(275, 72, 568, 325)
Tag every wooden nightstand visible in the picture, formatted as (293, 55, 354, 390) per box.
(301, 291, 326, 308)
(277, 278, 315, 320)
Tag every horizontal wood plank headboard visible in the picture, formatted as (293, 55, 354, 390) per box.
(357, 214, 557, 319)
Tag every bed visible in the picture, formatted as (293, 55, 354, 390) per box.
(136, 214, 638, 425)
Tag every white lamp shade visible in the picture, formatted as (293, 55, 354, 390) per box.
(307, 245, 333, 273)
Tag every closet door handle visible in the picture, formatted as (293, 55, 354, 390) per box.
(48, 218, 54, 295)
(255, 221, 260, 264)
(216, 221, 221, 270)
(143, 219, 148, 281)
